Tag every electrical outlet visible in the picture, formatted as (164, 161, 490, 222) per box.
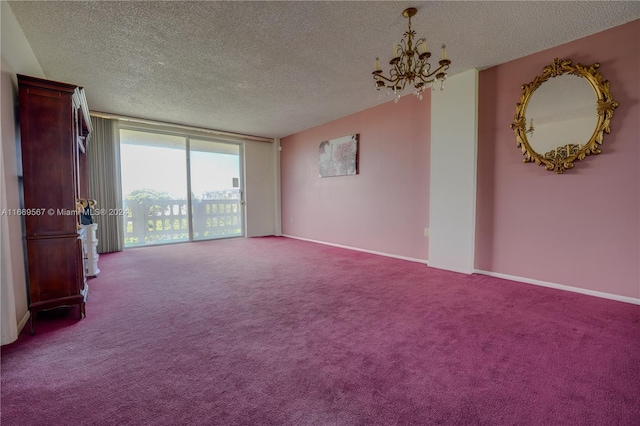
(424, 228, 429, 237)
(290, 217, 293, 224)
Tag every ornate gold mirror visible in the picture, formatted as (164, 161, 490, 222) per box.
(510, 58, 618, 174)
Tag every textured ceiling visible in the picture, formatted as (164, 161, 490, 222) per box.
(8, 1, 640, 139)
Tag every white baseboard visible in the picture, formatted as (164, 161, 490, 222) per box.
(281, 235, 428, 265)
(278, 236, 638, 305)
(474, 269, 640, 305)
(17, 310, 30, 334)
(427, 261, 474, 275)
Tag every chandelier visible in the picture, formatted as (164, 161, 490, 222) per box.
(372, 7, 451, 102)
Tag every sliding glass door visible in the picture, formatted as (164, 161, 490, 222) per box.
(189, 139, 243, 241)
(120, 128, 243, 247)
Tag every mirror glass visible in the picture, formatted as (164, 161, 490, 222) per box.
(525, 75, 598, 158)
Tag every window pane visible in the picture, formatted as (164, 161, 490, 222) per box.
(120, 129, 188, 247)
(190, 139, 242, 240)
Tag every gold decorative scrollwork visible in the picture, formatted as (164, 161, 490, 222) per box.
(510, 58, 618, 174)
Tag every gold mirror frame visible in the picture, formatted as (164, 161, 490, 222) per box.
(510, 58, 618, 174)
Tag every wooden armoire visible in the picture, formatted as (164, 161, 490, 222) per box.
(18, 75, 92, 334)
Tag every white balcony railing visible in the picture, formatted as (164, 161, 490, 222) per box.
(123, 198, 242, 247)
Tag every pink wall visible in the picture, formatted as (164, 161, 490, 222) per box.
(281, 94, 430, 260)
(476, 20, 640, 299)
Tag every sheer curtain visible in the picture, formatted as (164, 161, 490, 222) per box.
(88, 117, 124, 253)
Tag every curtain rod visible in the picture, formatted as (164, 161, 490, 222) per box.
(89, 111, 273, 143)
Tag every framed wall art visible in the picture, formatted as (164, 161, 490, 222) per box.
(319, 134, 359, 178)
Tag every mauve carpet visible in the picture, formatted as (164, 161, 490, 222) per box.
(1, 237, 639, 425)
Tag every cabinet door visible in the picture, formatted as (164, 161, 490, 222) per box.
(20, 86, 77, 237)
(26, 237, 81, 305)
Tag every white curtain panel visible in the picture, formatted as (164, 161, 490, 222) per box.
(88, 117, 124, 253)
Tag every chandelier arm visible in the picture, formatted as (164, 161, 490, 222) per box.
(393, 63, 402, 79)
(416, 64, 429, 82)
(416, 73, 429, 85)
(422, 62, 449, 79)
(419, 64, 435, 79)
(374, 73, 401, 85)
(391, 64, 402, 80)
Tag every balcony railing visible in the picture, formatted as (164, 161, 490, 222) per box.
(124, 198, 242, 247)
